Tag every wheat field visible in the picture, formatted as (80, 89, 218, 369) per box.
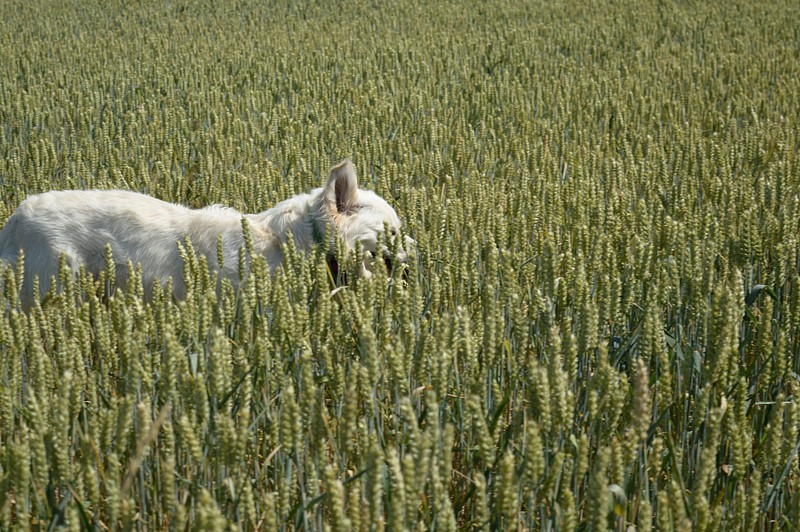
(1, 0, 799, 529)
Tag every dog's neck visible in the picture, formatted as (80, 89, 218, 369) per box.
(305, 197, 340, 280)
(246, 192, 332, 261)
(311, 215, 326, 246)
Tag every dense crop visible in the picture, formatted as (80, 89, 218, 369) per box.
(1, 0, 800, 529)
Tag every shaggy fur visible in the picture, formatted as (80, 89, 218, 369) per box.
(0, 159, 411, 308)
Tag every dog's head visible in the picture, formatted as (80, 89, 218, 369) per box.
(317, 159, 414, 278)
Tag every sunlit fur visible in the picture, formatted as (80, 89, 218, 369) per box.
(0, 159, 411, 308)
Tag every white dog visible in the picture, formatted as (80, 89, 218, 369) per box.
(0, 159, 411, 307)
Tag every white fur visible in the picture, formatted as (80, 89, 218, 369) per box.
(0, 159, 411, 307)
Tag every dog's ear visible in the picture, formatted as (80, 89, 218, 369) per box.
(324, 159, 359, 213)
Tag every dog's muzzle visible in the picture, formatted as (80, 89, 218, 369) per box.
(327, 236, 415, 282)
(383, 251, 407, 278)
(383, 235, 414, 278)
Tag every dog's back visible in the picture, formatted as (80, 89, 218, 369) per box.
(0, 190, 247, 306)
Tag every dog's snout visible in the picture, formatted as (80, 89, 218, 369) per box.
(392, 250, 409, 264)
(382, 247, 412, 280)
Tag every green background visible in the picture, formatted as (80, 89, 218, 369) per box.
(1, 0, 799, 529)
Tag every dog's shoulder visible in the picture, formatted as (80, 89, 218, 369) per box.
(259, 192, 314, 224)
(198, 204, 243, 217)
